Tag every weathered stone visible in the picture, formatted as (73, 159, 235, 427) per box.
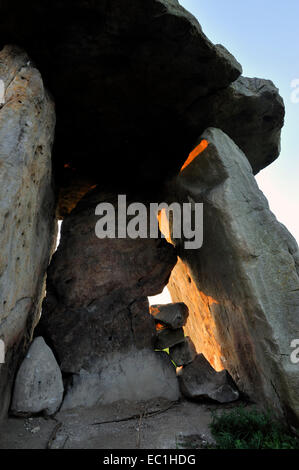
(11, 337, 64, 416)
(169, 337, 197, 366)
(168, 127, 299, 426)
(0, 0, 290, 432)
(150, 302, 189, 329)
(0, 46, 56, 420)
(0, 0, 242, 212)
(186, 76, 285, 174)
(155, 328, 185, 350)
(62, 350, 179, 411)
(178, 354, 239, 403)
(39, 190, 178, 407)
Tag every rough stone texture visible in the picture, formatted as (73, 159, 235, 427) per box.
(150, 302, 189, 329)
(186, 76, 285, 174)
(0, 0, 244, 213)
(0, 2, 284, 212)
(62, 350, 179, 411)
(178, 354, 239, 404)
(167, 127, 299, 426)
(11, 337, 63, 416)
(0, 0, 289, 431)
(169, 258, 224, 371)
(169, 337, 197, 366)
(0, 46, 56, 420)
(39, 190, 178, 407)
(155, 328, 185, 350)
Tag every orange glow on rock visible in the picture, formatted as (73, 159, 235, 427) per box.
(180, 139, 209, 172)
(168, 257, 224, 372)
(157, 209, 173, 244)
(155, 322, 167, 331)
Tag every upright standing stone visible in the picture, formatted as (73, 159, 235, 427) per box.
(40, 191, 179, 409)
(0, 46, 56, 420)
(168, 127, 299, 426)
(11, 337, 64, 416)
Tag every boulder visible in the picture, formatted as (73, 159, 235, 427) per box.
(62, 350, 179, 411)
(186, 76, 285, 173)
(40, 190, 178, 407)
(169, 337, 197, 366)
(150, 302, 189, 329)
(168, 127, 299, 425)
(0, 46, 56, 420)
(178, 354, 239, 403)
(11, 337, 64, 416)
(155, 328, 185, 350)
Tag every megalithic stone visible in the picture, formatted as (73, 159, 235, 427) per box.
(0, 45, 56, 421)
(168, 127, 299, 426)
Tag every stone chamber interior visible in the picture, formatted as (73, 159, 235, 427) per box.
(0, 1, 298, 444)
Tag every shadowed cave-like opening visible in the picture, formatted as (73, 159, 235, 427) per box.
(37, 138, 226, 389)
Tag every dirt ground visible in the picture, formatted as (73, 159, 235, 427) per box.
(0, 398, 246, 449)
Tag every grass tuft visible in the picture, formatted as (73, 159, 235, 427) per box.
(209, 406, 299, 449)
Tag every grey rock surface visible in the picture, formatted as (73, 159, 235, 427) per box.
(178, 354, 239, 403)
(0, 2, 283, 214)
(62, 349, 179, 410)
(0, 0, 243, 213)
(0, 45, 56, 420)
(150, 302, 189, 329)
(40, 191, 177, 375)
(186, 76, 285, 174)
(168, 127, 299, 425)
(169, 337, 197, 366)
(11, 337, 64, 416)
(155, 328, 185, 350)
(40, 191, 178, 407)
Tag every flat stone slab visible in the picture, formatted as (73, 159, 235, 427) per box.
(150, 303, 189, 329)
(155, 328, 185, 350)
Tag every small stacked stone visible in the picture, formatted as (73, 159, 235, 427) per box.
(150, 303, 196, 366)
(150, 302, 239, 404)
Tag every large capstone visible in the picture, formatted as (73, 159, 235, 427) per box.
(167, 127, 299, 426)
(0, 0, 283, 214)
(0, 46, 56, 420)
(169, 337, 197, 367)
(39, 190, 179, 408)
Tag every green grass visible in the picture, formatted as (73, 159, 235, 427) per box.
(209, 406, 299, 449)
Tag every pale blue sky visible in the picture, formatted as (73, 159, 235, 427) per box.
(180, 0, 299, 242)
